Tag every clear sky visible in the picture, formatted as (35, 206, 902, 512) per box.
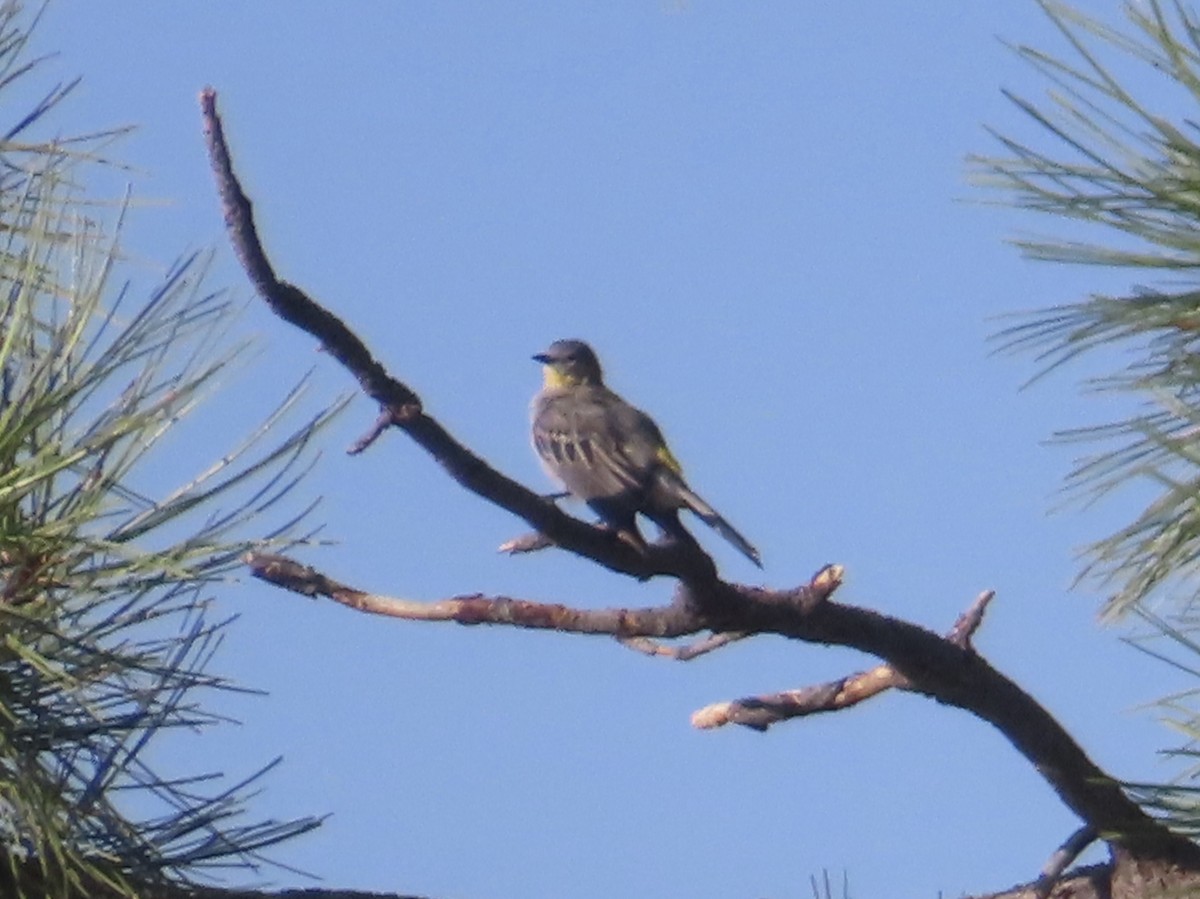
(31, 3, 1184, 897)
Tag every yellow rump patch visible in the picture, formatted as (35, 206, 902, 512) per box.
(656, 444, 683, 475)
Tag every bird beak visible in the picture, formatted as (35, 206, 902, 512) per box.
(532, 353, 551, 364)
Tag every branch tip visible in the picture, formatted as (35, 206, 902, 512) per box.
(347, 409, 395, 455)
(949, 588, 996, 647)
(1033, 826, 1098, 899)
(498, 532, 555, 555)
(691, 703, 732, 730)
(619, 631, 747, 661)
(812, 563, 844, 593)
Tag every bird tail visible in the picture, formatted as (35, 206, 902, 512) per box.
(665, 477, 762, 568)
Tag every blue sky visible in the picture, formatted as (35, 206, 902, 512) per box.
(32, 3, 1186, 897)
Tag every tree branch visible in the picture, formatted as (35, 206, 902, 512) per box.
(691, 590, 994, 731)
(247, 552, 701, 637)
(1033, 826, 1098, 899)
(244, 543, 1192, 861)
(691, 664, 906, 732)
(203, 89, 1200, 869)
(199, 87, 723, 588)
(618, 630, 749, 660)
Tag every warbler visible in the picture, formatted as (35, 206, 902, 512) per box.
(530, 339, 762, 567)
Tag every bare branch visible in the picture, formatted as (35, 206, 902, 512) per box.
(247, 553, 700, 638)
(695, 588, 991, 732)
(203, 93, 1200, 866)
(617, 567, 845, 661)
(949, 589, 996, 648)
(618, 631, 748, 660)
(199, 87, 719, 586)
(240, 542, 1184, 859)
(497, 531, 555, 555)
(692, 665, 907, 731)
(348, 407, 397, 455)
(1033, 826, 1098, 899)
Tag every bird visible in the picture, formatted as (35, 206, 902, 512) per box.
(530, 338, 761, 567)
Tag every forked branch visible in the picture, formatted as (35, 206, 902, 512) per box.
(202, 88, 1200, 869)
(693, 590, 993, 731)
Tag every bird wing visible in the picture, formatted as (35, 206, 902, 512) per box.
(532, 387, 659, 501)
(533, 386, 763, 567)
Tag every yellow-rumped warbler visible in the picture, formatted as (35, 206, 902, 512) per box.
(530, 339, 761, 568)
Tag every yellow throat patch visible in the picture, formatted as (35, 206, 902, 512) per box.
(542, 366, 582, 389)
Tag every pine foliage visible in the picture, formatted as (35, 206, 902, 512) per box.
(0, 3, 339, 894)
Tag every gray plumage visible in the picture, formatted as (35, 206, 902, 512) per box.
(530, 339, 761, 567)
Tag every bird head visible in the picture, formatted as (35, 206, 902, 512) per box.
(533, 339, 604, 388)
